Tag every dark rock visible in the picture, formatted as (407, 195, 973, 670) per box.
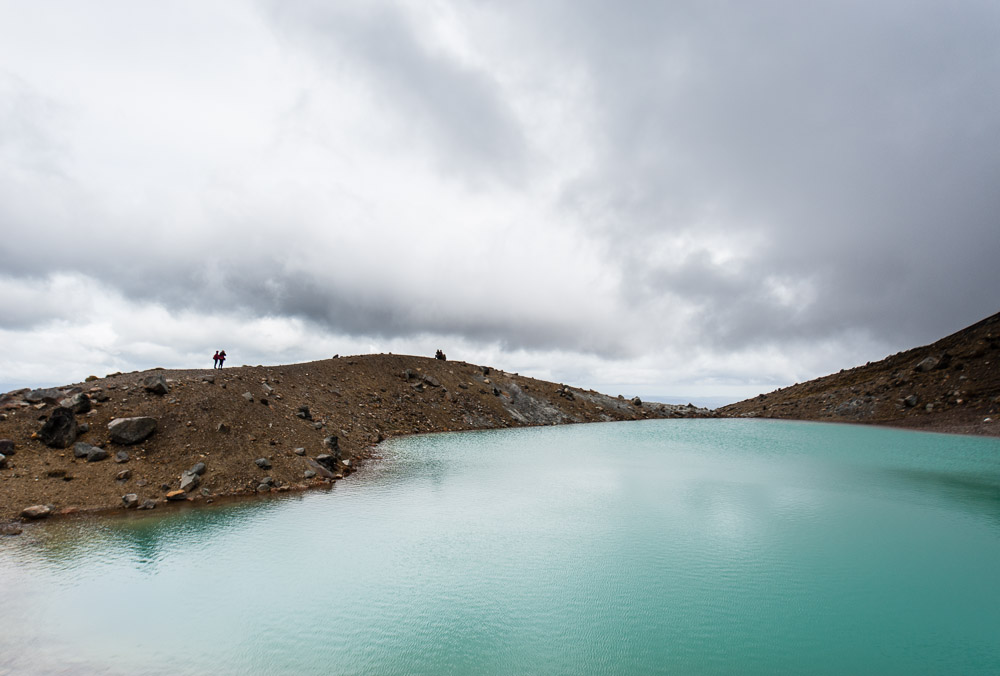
(25, 388, 63, 404)
(122, 494, 139, 509)
(254, 457, 271, 470)
(0, 439, 13, 455)
(46, 469, 66, 478)
(423, 375, 441, 387)
(323, 435, 339, 452)
(115, 450, 129, 463)
(92, 390, 110, 402)
(142, 374, 170, 395)
(73, 442, 96, 458)
(482, 366, 491, 376)
(914, 357, 939, 373)
(631, 396, 642, 407)
(0, 453, 6, 469)
(259, 397, 269, 406)
(116, 469, 132, 481)
(108, 417, 157, 444)
(38, 407, 78, 448)
(138, 499, 157, 510)
(304, 457, 335, 479)
(190, 462, 206, 475)
(85, 447, 109, 462)
(260, 476, 275, 487)
(166, 490, 187, 501)
(216, 423, 230, 434)
(59, 392, 92, 414)
(303, 469, 317, 479)
(77, 423, 89, 433)
(903, 394, 919, 407)
(296, 405, 312, 420)
(21, 505, 52, 519)
(257, 483, 272, 493)
(493, 387, 501, 396)
(201, 374, 216, 384)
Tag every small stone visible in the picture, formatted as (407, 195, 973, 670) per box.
(0, 439, 13, 455)
(59, 392, 92, 414)
(254, 457, 272, 470)
(77, 423, 89, 433)
(303, 470, 317, 479)
(262, 383, 274, 395)
(216, 423, 231, 434)
(914, 357, 939, 373)
(0, 522, 23, 535)
(257, 483, 271, 492)
(296, 405, 312, 420)
(86, 447, 109, 462)
(260, 397, 269, 406)
(903, 394, 919, 407)
(179, 471, 201, 492)
(201, 374, 216, 384)
(122, 494, 139, 509)
(116, 469, 132, 481)
(242, 392, 254, 403)
(190, 462, 206, 475)
(293, 447, 306, 456)
(21, 505, 52, 520)
(138, 499, 157, 510)
(115, 450, 129, 463)
(74, 442, 100, 459)
(0, 453, 6, 469)
(166, 490, 187, 501)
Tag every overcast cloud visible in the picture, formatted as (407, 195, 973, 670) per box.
(1, 0, 997, 405)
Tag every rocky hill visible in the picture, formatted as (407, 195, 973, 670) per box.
(0, 354, 713, 526)
(719, 312, 1000, 436)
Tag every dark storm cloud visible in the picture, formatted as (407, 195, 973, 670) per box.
(539, 0, 1000, 348)
(263, 0, 527, 182)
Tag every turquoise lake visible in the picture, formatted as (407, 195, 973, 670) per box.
(2, 419, 999, 675)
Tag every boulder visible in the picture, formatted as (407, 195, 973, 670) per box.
(21, 505, 52, 520)
(254, 457, 271, 470)
(0, 439, 13, 455)
(38, 407, 78, 448)
(108, 417, 157, 444)
(122, 494, 139, 509)
(59, 392, 92, 414)
(142, 374, 170, 395)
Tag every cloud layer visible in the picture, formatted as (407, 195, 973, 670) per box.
(1, 0, 997, 401)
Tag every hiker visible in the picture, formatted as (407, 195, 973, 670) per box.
(217, 350, 226, 369)
(213, 351, 220, 368)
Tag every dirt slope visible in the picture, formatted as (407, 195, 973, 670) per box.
(719, 312, 1000, 436)
(0, 354, 712, 524)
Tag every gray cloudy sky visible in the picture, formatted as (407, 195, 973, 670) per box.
(1, 0, 998, 405)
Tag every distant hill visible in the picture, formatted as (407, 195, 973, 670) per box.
(719, 312, 1000, 436)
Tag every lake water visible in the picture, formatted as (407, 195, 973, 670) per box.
(2, 419, 999, 675)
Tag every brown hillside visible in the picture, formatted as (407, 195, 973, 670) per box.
(719, 312, 1000, 436)
(0, 354, 713, 525)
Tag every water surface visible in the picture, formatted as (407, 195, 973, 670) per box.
(2, 419, 999, 674)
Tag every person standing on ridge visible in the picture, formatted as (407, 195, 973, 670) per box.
(218, 350, 226, 369)
(213, 351, 220, 368)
